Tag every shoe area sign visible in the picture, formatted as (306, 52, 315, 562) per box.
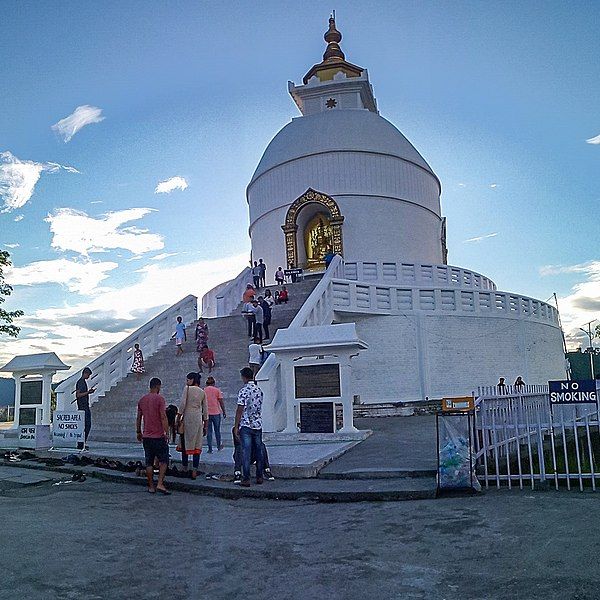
(52, 411, 85, 447)
(549, 380, 597, 404)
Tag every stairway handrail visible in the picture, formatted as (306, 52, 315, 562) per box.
(55, 294, 197, 410)
(212, 266, 252, 317)
(288, 254, 344, 329)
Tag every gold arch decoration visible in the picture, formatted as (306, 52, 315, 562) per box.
(281, 188, 344, 268)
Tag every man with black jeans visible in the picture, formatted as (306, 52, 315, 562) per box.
(74, 367, 95, 451)
(233, 367, 264, 487)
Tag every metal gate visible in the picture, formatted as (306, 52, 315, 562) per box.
(474, 385, 600, 490)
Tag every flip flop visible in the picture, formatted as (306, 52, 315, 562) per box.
(148, 488, 156, 494)
(156, 488, 171, 495)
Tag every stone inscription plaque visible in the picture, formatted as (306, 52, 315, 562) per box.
(300, 402, 335, 433)
(294, 364, 341, 399)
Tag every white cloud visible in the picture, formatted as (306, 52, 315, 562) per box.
(51, 105, 105, 142)
(155, 176, 188, 194)
(4, 243, 19, 249)
(464, 232, 498, 243)
(0, 253, 247, 372)
(457, 183, 467, 188)
(14, 214, 24, 222)
(8, 258, 118, 294)
(0, 151, 79, 212)
(586, 134, 600, 145)
(45, 207, 164, 256)
(90, 200, 103, 204)
(542, 261, 600, 348)
(490, 183, 498, 188)
(150, 252, 179, 261)
(539, 263, 592, 277)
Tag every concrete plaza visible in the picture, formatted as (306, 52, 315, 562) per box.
(0, 464, 597, 600)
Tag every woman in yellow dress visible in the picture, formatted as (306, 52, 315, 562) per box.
(177, 372, 208, 479)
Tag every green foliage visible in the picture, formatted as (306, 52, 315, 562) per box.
(0, 250, 23, 337)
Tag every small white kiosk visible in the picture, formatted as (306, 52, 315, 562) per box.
(0, 352, 70, 449)
(265, 324, 367, 434)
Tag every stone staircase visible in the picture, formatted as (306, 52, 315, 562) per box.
(90, 278, 320, 442)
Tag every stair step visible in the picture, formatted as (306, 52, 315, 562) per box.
(89, 278, 321, 441)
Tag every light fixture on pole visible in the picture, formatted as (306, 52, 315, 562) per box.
(579, 320, 597, 379)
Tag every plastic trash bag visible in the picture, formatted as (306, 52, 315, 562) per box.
(438, 415, 481, 491)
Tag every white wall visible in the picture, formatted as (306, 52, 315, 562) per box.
(337, 312, 566, 403)
(250, 194, 443, 273)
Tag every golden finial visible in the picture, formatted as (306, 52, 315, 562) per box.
(323, 12, 345, 62)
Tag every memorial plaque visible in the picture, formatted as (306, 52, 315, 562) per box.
(19, 407, 37, 426)
(21, 380, 43, 405)
(294, 364, 341, 399)
(300, 402, 335, 433)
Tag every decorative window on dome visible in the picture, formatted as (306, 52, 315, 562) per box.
(326, 98, 337, 109)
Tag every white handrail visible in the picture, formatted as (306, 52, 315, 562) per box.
(211, 267, 252, 317)
(343, 261, 497, 290)
(288, 254, 343, 328)
(329, 281, 559, 324)
(55, 295, 197, 411)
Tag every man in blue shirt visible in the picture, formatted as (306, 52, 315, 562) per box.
(174, 316, 186, 356)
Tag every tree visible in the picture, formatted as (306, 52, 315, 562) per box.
(0, 251, 23, 337)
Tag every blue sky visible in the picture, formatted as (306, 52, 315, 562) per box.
(1, 0, 599, 369)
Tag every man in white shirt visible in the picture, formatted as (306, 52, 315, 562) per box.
(248, 337, 262, 378)
(233, 366, 265, 487)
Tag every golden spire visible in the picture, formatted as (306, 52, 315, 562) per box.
(302, 12, 364, 84)
(323, 13, 345, 62)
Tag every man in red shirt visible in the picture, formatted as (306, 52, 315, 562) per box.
(136, 377, 171, 495)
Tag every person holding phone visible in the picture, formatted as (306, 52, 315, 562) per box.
(75, 367, 95, 451)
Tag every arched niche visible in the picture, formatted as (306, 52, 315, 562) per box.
(281, 188, 344, 269)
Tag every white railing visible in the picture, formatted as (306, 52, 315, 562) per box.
(204, 267, 252, 317)
(343, 261, 497, 291)
(288, 255, 344, 328)
(55, 295, 197, 411)
(256, 354, 285, 432)
(330, 281, 559, 324)
(474, 386, 600, 490)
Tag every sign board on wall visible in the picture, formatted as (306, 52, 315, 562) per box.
(549, 380, 597, 404)
(52, 411, 85, 446)
(294, 364, 341, 399)
(300, 402, 335, 433)
(20, 380, 43, 405)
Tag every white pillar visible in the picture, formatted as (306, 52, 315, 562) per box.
(281, 360, 298, 433)
(338, 358, 358, 433)
(41, 372, 53, 426)
(13, 373, 22, 428)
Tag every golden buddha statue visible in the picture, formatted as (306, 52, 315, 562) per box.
(305, 214, 333, 268)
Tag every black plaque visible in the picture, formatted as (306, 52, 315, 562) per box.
(300, 402, 334, 433)
(19, 407, 36, 425)
(21, 380, 43, 405)
(294, 364, 341, 399)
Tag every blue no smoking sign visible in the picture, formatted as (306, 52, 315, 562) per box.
(549, 380, 597, 404)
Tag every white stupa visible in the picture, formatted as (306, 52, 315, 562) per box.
(242, 16, 566, 405)
(248, 16, 445, 273)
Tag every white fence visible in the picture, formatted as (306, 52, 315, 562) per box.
(202, 267, 252, 318)
(55, 295, 197, 411)
(330, 280, 559, 324)
(474, 386, 600, 491)
(343, 261, 497, 291)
